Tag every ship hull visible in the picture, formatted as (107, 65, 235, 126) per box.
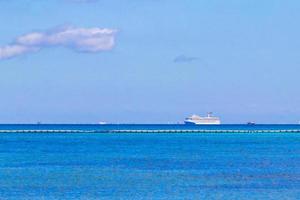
(184, 120, 221, 125)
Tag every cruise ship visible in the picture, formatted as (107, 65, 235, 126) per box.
(184, 112, 221, 125)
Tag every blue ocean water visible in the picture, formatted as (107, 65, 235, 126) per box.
(1, 124, 300, 199)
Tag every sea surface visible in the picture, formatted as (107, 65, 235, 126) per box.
(1, 124, 300, 200)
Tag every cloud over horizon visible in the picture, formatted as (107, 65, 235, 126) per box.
(173, 55, 199, 63)
(66, 0, 98, 3)
(0, 26, 117, 60)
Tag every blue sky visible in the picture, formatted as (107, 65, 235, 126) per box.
(0, 0, 299, 123)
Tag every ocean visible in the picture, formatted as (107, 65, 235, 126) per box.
(1, 124, 300, 200)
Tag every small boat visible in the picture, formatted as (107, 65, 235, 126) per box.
(247, 122, 256, 125)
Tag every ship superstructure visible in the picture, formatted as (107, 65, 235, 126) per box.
(184, 112, 221, 125)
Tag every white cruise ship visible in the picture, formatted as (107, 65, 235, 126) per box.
(184, 112, 221, 125)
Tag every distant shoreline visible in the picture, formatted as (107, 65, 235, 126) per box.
(0, 128, 300, 134)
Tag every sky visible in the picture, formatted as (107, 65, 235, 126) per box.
(0, 0, 299, 124)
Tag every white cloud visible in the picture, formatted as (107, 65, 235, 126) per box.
(0, 45, 37, 59)
(0, 26, 117, 60)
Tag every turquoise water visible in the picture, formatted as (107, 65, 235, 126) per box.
(1, 125, 300, 199)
